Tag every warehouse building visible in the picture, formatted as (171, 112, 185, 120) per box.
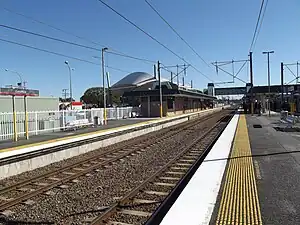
(0, 87, 58, 112)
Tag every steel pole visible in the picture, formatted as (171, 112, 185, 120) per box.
(176, 65, 179, 85)
(5, 69, 23, 87)
(102, 48, 107, 124)
(297, 61, 299, 83)
(268, 53, 271, 117)
(12, 95, 18, 142)
(249, 52, 254, 115)
(15, 72, 23, 86)
(281, 62, 284, 108)
(67, 64, 73, 110)
(263, 51, 274, 116)
(158, 61, 163, 118)
(24, 95, 29, 140)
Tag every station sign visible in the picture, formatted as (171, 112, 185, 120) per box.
(0, 87, 39, 96)
(215, 87, 246, 95)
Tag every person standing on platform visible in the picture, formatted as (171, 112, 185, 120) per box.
(254, 100, 258, 114)
(258, 101, 262, 116)
(243, 101, 247, 114)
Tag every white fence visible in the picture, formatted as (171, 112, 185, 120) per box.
(0, 107, 133, 141)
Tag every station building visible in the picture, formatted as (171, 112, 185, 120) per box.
(112, 72, 217, 117)
(212, 82, 300, 113)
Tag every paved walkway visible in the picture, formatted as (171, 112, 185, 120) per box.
(247, 115, 300, 225)
(210, 114, 300, 224)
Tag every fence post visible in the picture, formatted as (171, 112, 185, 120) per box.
(91, 108, 95, 125)
(12, 95, 18, 142)
(35, 112, 38, 135)
(62, 110, 65, 130)
(24, 96, 29, 140)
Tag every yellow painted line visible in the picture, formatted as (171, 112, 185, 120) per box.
(0, 120, 151, 153)
(0, 108, 217, 153)
(215, 115, 262, 225)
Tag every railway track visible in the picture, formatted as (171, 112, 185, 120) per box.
(0, 110, 219, 167)
(87, 114, 233, 225)
(0, 111, 229, 214)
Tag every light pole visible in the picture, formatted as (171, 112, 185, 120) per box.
(262, 51, 274, 117)
(5, 69, 23, 87)
(157, 61, 163, 118)
(102, 47, 108, 124)
(64, 61, 73, 110)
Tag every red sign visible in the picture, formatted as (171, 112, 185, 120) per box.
(0, 92, 38, 96)
(72, 102, 82, 106)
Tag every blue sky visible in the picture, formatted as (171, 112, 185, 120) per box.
(0, 0, 299, 99)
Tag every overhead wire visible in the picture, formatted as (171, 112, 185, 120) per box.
(0, 37, 129, 73)
(216, 67, 247, 84)
(252, 0, 269, 50)
(1, 6, 106, 47)
(160, 67, 174, 74)
(0, 37, 100, 65)
(249, 0, 265, 52)
(234, 60, 248, 79)
(106, 65, 131, 74)
(144, 0, 212, 69)
(0, 6, 156, 65)
(284, 65, 297, 78)
(287, 77, 297, 84)
(0, 24, 102, 52)
(2, 3, 213, 83)
(96, 0, 184, 61)
(96, 0, 215, 83)
(0, 24, 157, 65)
(106, 51, 155, 64)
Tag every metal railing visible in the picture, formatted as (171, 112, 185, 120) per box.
(0, 107, 133, 141)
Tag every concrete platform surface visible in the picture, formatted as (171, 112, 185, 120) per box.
(209, 114, 300, 225)
(159, 115, 239, 225)
(247, 115, 300, 225)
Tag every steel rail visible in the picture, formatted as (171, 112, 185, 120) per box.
(90, 113, 232, 224)
(0, 112, 226, 211)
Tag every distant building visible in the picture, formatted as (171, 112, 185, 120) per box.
(0, 86, 59, 113)
(112, 72, 216, 117)
(59, 101, 83, 110)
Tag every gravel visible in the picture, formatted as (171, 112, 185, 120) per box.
(0, 117, 191, 189)
(1, 111, 228, 224)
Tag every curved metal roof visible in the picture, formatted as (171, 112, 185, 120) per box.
(112, 72, 155, 89)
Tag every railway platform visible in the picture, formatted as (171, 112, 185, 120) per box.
(0, 119, 151, 152)
(160, 112, 300, 225)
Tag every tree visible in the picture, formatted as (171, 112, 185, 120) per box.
(80, 87, 121, 107)
(59, 97, 75, 102)
(203, 88, 208, 95)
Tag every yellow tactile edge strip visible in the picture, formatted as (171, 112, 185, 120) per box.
(216, 115, 262, 225)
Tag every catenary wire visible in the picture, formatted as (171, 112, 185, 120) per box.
(0, 37, 129, 73)
(144, 0, 212, 69)
(249, 0, 265, 51)
(252, 0, 269, 50)
(96, 0, 215, 83)
(0, 7, 156, 64)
